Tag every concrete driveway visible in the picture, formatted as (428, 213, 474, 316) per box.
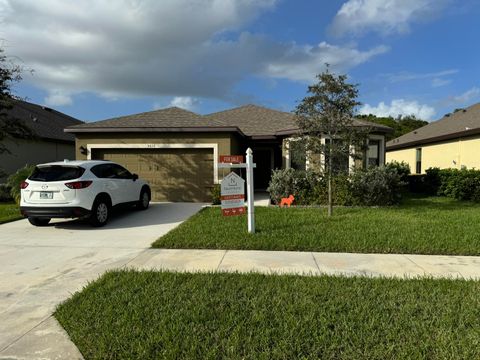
(0, 202, 203, 358)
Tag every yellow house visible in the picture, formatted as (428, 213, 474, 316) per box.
(386, 103, 480, 173)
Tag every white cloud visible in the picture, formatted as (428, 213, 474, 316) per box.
(431, 78, 451, 88)
(44, 90, 73, 106)
(452, 87, 480, 104)
(330, 0, 450, 37)
(359, 99, 436, 120)
(1, 0, 388, 105)
(265, 42, 389, 82)
(386, 69, 458, 83)
(169, 96, 200, 111)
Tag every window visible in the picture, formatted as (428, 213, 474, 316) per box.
(416, 148, 422, 174)
(110, 164, 133, 179)
(90, 164, 132, 179)
(29, 166, 85, 182)
(289, 140, 307, 171)
(91, 164, 112, 178)
(367, 140, 380, 167)
(324, 138, 349, 173)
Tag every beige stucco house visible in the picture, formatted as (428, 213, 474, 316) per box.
(386, 103, 480, 173)
(0, 100, 82, 182)
(66, 105, 391, 202)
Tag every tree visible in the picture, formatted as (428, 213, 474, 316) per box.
(0, 47, 34, 176)
(356, 114, 428, 140)
(295, 67, 369, 216)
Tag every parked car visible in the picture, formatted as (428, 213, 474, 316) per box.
(20, 160, 151, 227)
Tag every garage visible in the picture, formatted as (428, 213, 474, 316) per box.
(92, 148, 214, 202)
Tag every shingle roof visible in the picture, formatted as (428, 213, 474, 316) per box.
(2, 99, 82, 142)
(66, 104, 392, 137)
(66, 106, 238, 133)
(204, 104, 296, 137)
(206, 104, 392, 137)
(387, 103, 480, 150)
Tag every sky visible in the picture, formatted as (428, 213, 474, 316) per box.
(1, 0, 479, 122)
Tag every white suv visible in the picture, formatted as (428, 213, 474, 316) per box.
(20, 160, 151, 227)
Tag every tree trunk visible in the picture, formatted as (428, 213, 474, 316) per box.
(327, 146, 333, 216)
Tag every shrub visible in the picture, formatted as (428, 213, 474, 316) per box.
(268, 166, 407, 207)
(386, 161, 410, 183)
(440, 169, 480, 201)
(311, 174, 352, 206)
(211, 184, 221, 205)
(6, 164, 35, 204)
(267, 168, 321, 205)
(349, 166, 404, 206)
(411, 167, 480, 202)
(0, 184, 13, 202)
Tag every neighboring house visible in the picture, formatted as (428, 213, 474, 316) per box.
(386, 103, 480, 174)
(0, 99, 82, 182)
(66, 104, 391, 202)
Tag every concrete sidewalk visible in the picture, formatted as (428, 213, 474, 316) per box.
(128, 249, 480, 280)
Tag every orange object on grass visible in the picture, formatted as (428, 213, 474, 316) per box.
(280, 195, 295, 207)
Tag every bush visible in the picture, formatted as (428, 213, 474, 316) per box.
(211, 184, 221, 205)
(349, 166, 404, 206)
(0, 184, 13, 202)
(268, 166, 406, 207)
(7, 164, 35, 204)
(409, 167, 480, 202)
(267, 168, 321, 205)
(386, 161, 410, 183)
(310, 174, 352, 206)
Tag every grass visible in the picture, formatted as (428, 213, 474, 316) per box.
(55, 270, 480, 360)
(0, 202, 21, 224)
(152, 196, 480, 255)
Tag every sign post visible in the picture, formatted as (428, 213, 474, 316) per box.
(218, 148, 256, 233)
(245, 148, 255, 233)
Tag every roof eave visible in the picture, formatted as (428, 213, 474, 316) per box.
(387, 127, 480, 151)
(65, 126, 246, 137)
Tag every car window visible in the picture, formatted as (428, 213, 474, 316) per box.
(110, 164, 133, 179)
(91, 164, 111, 178)
(29, 166, 85, 182)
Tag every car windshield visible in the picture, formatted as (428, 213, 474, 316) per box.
(29, 165, 85, 182)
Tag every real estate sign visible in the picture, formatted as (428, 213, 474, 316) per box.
(220, 171, 245, 216)
(219, 155, 244, 164)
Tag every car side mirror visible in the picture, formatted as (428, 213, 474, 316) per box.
(132, 173, 139, 181)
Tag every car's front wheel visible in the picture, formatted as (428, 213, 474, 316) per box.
(89, 198, 110, 227)
(28, 217, 51, 226)
(137, 189, 150, 210)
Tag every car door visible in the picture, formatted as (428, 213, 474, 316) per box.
(110, 164, 139, 203)
(91, 164, 123, 206)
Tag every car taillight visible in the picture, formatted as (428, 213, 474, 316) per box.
(20, 181, 29, 189)
(65, 181, 93, 189)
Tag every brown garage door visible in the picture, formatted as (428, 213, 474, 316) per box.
(92, 148, 213, 202)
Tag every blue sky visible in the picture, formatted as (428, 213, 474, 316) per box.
(1, 0, 479, 122)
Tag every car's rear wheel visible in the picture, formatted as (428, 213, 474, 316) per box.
(137, 189, 150, 210)
(89, 198, 110, 227)
(28, 217, 51, 226)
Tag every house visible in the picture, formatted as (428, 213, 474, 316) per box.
(0, 99, 82, 181)
(66, 104, 391, 202)
(386, 103, 480, 174)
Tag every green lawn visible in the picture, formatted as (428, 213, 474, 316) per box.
(153, 196, 480, 255)
(0, 202, 21, 224)
(55, 270, 480, 360)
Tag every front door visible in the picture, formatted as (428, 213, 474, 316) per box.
(253, 149, 273, 190)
